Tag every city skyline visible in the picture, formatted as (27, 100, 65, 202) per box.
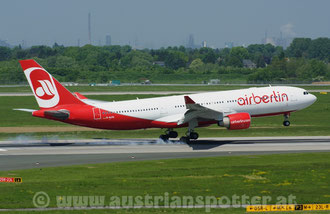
(0, 0, 329, 48)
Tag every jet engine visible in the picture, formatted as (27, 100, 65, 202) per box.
(218, 112, 251, 130)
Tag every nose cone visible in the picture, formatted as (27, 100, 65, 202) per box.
(305, 93, 317, 108)
(310, 94, 317, 104)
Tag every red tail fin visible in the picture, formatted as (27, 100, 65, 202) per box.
(20, 59, 85, 109)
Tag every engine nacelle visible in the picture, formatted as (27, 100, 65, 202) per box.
(218, 112, 251, 130)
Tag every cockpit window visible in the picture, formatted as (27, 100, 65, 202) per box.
(303, 91, 309, 95)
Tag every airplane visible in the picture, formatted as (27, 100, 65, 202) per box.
(15, 59, 317, 143)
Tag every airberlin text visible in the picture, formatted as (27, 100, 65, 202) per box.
(238, 91, 288, 106)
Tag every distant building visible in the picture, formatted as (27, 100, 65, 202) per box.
(0, 40, 11, 47)
(187, 34, 195, 48)
(262, 36, 293, 49)
(275, 36, 293, 49)
(153, 61, 165, 67)
(62, 82, 79, 86)
(110, 80, 120, 85)
(187, 34, 200, 49)
(263, 37, 276, 46)
(208, 79, 220, 85)
(243, 59, 257, 69)
(202, 40, 207, 48)
(21, 40, 27, 49)
(261, 31, 293, 48)
(105, 35, 111, 46)
(140, 78, 152, 84)
(225, 42, 234, 49)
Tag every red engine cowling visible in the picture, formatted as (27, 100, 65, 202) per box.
(218, 112, 251, 130)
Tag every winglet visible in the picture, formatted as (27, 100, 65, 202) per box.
(184, 96, 195, 105)
(74, 92, 87, 100)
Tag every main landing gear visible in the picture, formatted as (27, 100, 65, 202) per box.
(159, 120, 199, 143)
(159, 129, 199, 144)
(283, 113, 290, 127)
(159, 129, 178, 141)
(179, 130, 199, 143)
(179, 119, 199, 143)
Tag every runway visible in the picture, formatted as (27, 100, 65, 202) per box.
(0, 136, 329, 171)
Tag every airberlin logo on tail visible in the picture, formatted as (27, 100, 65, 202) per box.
(24, 67, 60, 108)
(238, 91, 289, 106)
(35, 80, 56, 99)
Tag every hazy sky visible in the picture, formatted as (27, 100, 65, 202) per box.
(1, 0, 329, 48)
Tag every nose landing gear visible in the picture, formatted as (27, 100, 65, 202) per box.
(283, 121, 290, 126)
(283, 113, 290, 127)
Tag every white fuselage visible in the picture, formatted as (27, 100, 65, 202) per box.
(94, 86, 316, 122)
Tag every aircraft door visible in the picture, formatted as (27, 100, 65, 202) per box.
(93, 108, 101, 120)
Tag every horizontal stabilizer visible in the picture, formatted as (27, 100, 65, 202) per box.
(13, 108, 37, 112)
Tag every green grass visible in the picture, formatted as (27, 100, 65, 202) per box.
(5, 208, 245, 214)
(0, 93, 329, 139)
(0, 153, 329, 212)
(5, 209, 329, 214)
(1, 84, 330, 93)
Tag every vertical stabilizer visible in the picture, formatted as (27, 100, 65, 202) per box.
(19, 59, 85, 109)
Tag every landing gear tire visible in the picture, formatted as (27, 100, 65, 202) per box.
(283, 121, 290, 127)
(283, 113, 290, 127)
(168, 131, 178, 138)
(159, 134, 169, 141)
(179, 136, 190, 143)
(189, 132, 199, 140)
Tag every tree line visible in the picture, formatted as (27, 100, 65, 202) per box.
(0, 37, 329, 84)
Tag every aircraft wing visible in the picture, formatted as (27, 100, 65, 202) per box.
(155, 96, 234, 125)
(177, 96, 234, 125)
(73, 92, 108, 106)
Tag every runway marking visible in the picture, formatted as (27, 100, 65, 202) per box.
(1, 142, 330, 156)
(0, 149, 7, 152)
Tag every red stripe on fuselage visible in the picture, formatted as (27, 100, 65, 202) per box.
(33, 104, 294, 130)
(33, 104, 216, 130)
